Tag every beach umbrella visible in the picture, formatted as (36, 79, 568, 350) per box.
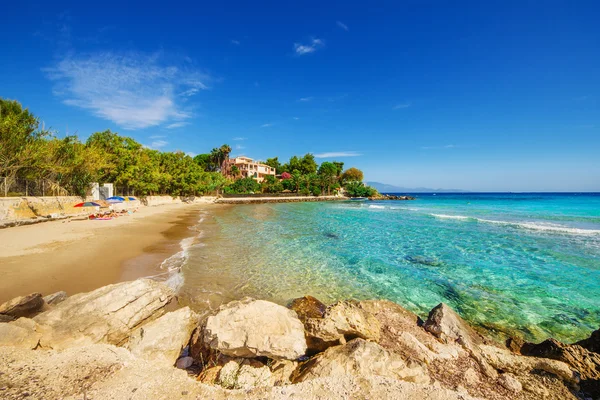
(127, 196, 136, 201)
(74, 201, 101, 207)
(106, 196, 125, 201)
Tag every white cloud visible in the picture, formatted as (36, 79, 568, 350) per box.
(293, 117, 299, 120)
(336, 21, 349, 31)
(393, 102, 411, 110)
(45, 51, 209, 130)
(232, 136, 247, 141)
(166, 122, 189, 129)
(151, 140, 168, 149)
(149, 135, 166, 139)
(186, 151, 197, 157)
(231, 39, 240, 45)
(299, 96, 313, 102)
(235, 144, 245, 150)
(261, 123, 273, 128)
(294, 38, 325, 55)
(315, 151, 362, 158)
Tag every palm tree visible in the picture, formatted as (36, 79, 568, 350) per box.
(219, 144, 232, 171)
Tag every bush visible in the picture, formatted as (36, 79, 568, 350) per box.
(300, 187, 311, 196)
(344, 181, 377, 197)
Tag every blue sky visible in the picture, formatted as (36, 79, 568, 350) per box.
(1, 1, 599, 191)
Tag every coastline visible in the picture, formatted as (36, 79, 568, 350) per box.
(0, 202, 210, 303)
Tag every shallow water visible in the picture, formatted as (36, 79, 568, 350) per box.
(172, 193, 600, 342)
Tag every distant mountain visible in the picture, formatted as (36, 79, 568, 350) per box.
(366, 182, 470, 193)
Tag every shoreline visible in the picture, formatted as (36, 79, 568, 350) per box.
(0, 202, 210, 303)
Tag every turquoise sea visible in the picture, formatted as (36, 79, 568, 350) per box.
(172, 193, 600, 343)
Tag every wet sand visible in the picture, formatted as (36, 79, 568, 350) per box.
(0, 203, 212, 303)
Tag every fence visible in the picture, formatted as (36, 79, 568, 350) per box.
(0, 177, 74, 197)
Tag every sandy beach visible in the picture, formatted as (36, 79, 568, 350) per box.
(0, 203, 210, 303)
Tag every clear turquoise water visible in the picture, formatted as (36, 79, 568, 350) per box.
(179, 193, 600, 343)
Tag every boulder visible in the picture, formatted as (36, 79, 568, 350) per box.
(127, 307, 199, 368)
(521, 338, 600, 398)
(0, 319, 43, 349)
(303, 300, 381, 353)
(422, 303, 483, 348)
(33, 279, 174, 349)
(217, 359, 272, 390)
(269, 359, 297, 386)
(43, 291, 68, 305)
(0, 293, 45, 320)
(506, 336, 525, 353)
(293, 338, 429, 384)
(479, 344, 579, 386)
(576, 328, 600, 354)
(204, 297, 307, 360)
(289, 296, 327, 322)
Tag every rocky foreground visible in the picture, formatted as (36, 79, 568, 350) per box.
(0, 279, 598, 399)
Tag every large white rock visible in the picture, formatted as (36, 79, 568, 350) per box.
(303, 300, 381, 352)
(293, 338, 429, 384)
(33, 279, 174, 349)
(422, 303, 483, 349)
(204, 297, 307, 360)
(127, 307, 199, 367)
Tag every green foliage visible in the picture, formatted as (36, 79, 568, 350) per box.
(344, 181, 377, 198)
(340, 167, 364, 183)
(260, 175, 283, 193)
(264, 157, 281, 173)
(224, 177, 261, 194)
(1, 97, 370, 198)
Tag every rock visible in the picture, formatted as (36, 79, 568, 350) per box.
(479, 344, 579, 386)
(423, 303, 483, 349)
(204, 297, 307, 360)
(359, 300, 462, 362)
(293, 338, 429, 384)
(190, 324, 213, 366)
(463, 368, 480, 385)
(506, 336, 524, 353)
(0, 314, 14, 323)
(175, 356, 194, 369)
(197, 365, 222, 384)
(269, 359, 297, 386)
(498, 373, 522, 392)
(521, 338, 600, 397)
(43, 291, 68, 305)
(33, 279, 174, 349)
(127, 307, 199, 367)
(217, 359, 272, 390)
(289, 296, 327, 322)
(0, 293, 45, 320)
(303, 300, 381, 353)
(0, 319, 43, 349)
(576, 328, 600, 354)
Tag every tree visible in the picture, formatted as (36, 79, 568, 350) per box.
(291, 170, 302, 193)
(340, 167, 364, 183)
(299, 153, 317, 175)
(333, 161, 344, 177)
(265, 157, 281, 173)
(224, 177, 260, 194)
(344, 181, 377, 198)
(318, 161, 339, 195)
(0, 98, 50, 189)
(230, 165, 240, 178)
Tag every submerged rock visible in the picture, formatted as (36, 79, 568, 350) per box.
(293, 338, 429, 384)
(127, 306, 199, 368)
(0, 293, 45, 320)
(289, 296, 327, 322)
(43, 291, 68, 305)
(204, 297, 307, 360)
(33, 279, 174, 349)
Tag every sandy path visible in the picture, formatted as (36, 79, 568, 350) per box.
(0, 203, 210, 303)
